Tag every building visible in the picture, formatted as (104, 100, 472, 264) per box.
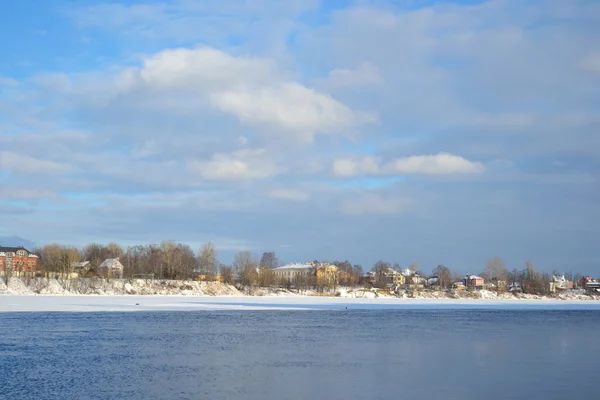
(549, 275, 573, 293)
(272, 263, 314, 284)
(463, 274, 485, 290)
(273, 262, 339, 288)
(0, 246, 38, 273)
(427, 276, 440, 287)
(365, 268, 405, 288)
(71, 261, 91, 276)
(402, 268, 426, 289)
(508, 282, 522, 293)
(582, 276, 600, 292)
(98, 258, 124, 278)
(316, 264, 339, 289)
(488, 278, 507, 292)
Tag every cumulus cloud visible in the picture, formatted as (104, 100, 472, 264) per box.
(121, 47, 366, 141)
(187, 149, 281, 181)
(211, 83, 360, 139)
(333, 153, 484, 177)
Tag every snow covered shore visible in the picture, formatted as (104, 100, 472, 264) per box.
(0, 277, 240, 296)
(1, 277, 599, 313)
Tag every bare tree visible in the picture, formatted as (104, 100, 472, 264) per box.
(197, 242, 218, 279)
(523, 260, 547, 294)
(260, 252, 280, 269)
(39, 244, 65, 273)
(486, 257, 508, 292)
(106, 242, 123, 259)
(233, 251, 260, 287)
(233, 251, 258, 275)
(372, 260, 391, 288)
(161, 241, 178, 279)
(257, 267, 277, 287)
(431, 264, 452, 289)
(123, 245, 146, 278)
(177, 244, 197, 280)
(352, 264, 363, 287)
(240, 266, 259, 287)
(220, 265, 235, 284)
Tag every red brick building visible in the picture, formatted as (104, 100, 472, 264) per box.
(463, 274, 485, 289)
(0, 246, 38, 272)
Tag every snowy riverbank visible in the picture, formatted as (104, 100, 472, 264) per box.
(1, 277, 599, 309)
(2, 295, 600, 312)
(0, 277, 240, 296)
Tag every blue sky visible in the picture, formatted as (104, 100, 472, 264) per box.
(1, 0, 599, 275)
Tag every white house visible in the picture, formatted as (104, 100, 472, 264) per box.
(98, 258, 124, 278)
(272, 263, 314, 283)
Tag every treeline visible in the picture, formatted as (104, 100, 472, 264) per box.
(35, 241, 261, 282)
(32, 242, 363, 287)
(30, 242, 587, 294)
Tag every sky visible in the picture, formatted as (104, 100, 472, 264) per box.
(0, 0, 599, 275)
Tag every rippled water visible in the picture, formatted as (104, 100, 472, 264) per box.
(1, 310, 598, 399)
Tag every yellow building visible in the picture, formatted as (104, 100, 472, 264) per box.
(316, 264, 339, 289)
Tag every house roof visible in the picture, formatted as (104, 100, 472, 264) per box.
(273, 263, 313, 270)
(0, 246, 32, 254)
(72, 261, 91, 268)
(99, 258, 124, 269)
(465, 274, 483, 280)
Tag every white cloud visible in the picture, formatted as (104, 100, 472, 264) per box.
(333, 156, 381, 177)
(211, 83, 359, 141)
(139, 47, 274, 90)
(123, 47, 366, 141)
(268, 189, 308, 201)
(333, 153, 484, 177)
(384, 153, 485, 175)
(188, 149, 281, 181)
(0, 152, 69, 173)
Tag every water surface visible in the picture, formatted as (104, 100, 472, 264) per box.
(1, 310, 597, 399)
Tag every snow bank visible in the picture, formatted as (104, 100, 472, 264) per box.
(38, 279, 70, 295)
(0, 277, 241, 297)
(1, 278, 599, 302)
(7, 277, 33, 295)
